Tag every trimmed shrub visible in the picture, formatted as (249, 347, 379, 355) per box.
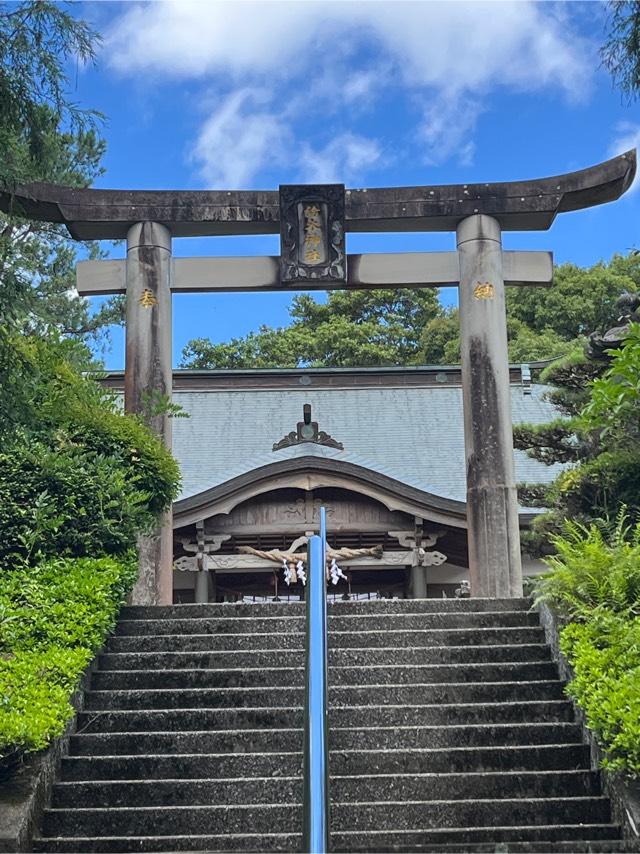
(0, 422, 178, 570)
(561, 613, 640, 775)
(0, 556, 136, 756)
(0, 314, 179, 765)
(0, 648, 91, 754)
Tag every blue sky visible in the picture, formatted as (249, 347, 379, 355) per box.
(74, 1, 640, 369)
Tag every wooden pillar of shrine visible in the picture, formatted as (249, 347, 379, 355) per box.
(457, 214, 523, 598)
(125, 222, 174, 605)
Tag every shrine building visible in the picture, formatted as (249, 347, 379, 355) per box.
(104, 361, 561, 603)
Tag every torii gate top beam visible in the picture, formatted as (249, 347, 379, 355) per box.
(0, 151, 634, 240)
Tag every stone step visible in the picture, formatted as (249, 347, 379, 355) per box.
(51, 769, 599, 809)
(338, 842, 638, 854)
(331, 828, 630, 853)
(120, 598, 533, 620)
(90, 661, 559, 691)
(60, 743, 591, 781)
(114, 611, 539, 636)
(68, 722, 582, 756)
(98, 642, 551, 670)
(41, 797, 611, 836)
(35, 594, 627, 854)
(105, 626, 545, 652)
(83, 679, 566, 710)
(32, 827, 629, 854)
(75, 699, 575, 733)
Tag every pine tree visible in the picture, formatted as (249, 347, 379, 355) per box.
(515, 308, 640, 555)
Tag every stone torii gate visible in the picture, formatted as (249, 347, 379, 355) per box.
(1, 151, 635, 604)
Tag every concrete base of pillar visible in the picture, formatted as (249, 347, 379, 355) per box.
(410, 565, 427, 599)
(195, 570, 209, 604)
(467, 485, 523, 598)
(130, 511, 174, 605)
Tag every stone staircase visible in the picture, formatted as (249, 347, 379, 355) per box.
(33, 598, 635, 853)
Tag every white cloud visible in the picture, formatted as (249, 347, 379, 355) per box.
(106, 1, 588, 96)
(341, 68, 389, 106)
(299, 133, 383, 184)
(609, 121, 640, 193)
(105, 1, 330, 78)
(418, 93, 484, 166)
(106, 1, 591, 177)
(191, 89, 289, 188)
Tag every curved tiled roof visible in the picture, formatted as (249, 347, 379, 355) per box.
(171, 381, 563, 508)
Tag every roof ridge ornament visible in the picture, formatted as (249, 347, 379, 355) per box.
(273, 403, 344, 452)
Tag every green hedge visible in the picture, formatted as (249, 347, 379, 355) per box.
(0, 556, 136, 756)
(0, 418, 179, 569)
(0, 334, 179, 764)
(534, 517, 640, 776)
(561, 613, 640, 774)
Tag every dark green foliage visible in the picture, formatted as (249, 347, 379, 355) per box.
(183, 327, 301, 370)
(0, 1, 122, 384)
(581, 323, 640, 443)
(419, 310, 461, 365)
(507, 259, 640, 343)
(0, 337, 180, 570)
(551, 451, 640, 524)
(0, 115, 122, 367)
(538, 348, 603, 416)
(534, 516, 640, 618)
(515, 482, 549, 507)
(516, 328, 640, 555)
(0, 429, 171, 569)
(182, 288, 442, 368)
(514, 346, 603, 550)
(0, 0, 101, 185)
(532, 519, 640, 774)
(513, 420, 586, 464)
(0, 556, 136, 754)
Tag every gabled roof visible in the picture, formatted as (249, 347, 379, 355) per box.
(168, 378, 563, 510)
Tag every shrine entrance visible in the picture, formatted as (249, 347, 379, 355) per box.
(171, 485, 470, 604)
(1, 150, 634, 603)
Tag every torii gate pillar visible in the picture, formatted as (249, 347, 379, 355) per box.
(125, 222, 173, 605)
(457, 214, 523, 597)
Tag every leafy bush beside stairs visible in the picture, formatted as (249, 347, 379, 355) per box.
(0, 556, 137, 758)
(0, 337, 179, 767)
(534, 517, 640, 775)
(561, 614, 640, 774)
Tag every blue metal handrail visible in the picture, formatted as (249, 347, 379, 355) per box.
(302, 506, 330, 853)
